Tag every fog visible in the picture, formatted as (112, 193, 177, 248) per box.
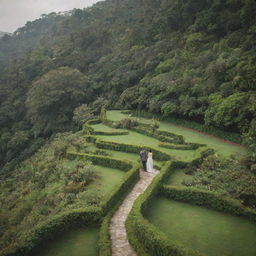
(0, 0, 100, 32)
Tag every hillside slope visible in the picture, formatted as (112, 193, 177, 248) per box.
(0, 0, 256, 172)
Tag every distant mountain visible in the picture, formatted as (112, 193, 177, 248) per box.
(0, 31, 12, 38)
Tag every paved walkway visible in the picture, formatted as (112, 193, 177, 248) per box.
(109, 169, 159, 256)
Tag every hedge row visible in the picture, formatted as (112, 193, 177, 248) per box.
(160, 186, 256, 222)
(94, 138, 171, 161)
(99, 163, 140, 256)
(99, 210, 113, 256)
(86, 119, 102, 125)
(131, 110, 242, 144)
(94, 130, 129, 136)
(159, 142, 204, 150)
(4, 151, 140, 256)
(2, 207, 102, 256)
(189, 148, 215, 167)
(66, 151, 140, 256)
(126, 161, 202, 256)
(83, 119, 129, 136)
(132, 126, 184, 144)
(101, 162, 140, 214)
(66, 151, 133, 171)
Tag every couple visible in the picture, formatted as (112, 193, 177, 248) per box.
(140, 149, 154, 173)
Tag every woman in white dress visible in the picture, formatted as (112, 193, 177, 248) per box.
(146, 150, 154, 173)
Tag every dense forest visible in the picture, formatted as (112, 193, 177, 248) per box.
(1, 0, 256, 254)
(0, 0, 256, 178)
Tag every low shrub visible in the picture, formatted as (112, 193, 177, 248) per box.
(189, 148, 215, 168)
(2, 207, 102, 256)
(101, 163, 140, 214)
(66, 151, 133, 171)
(132, 126, 184, 144)
(126, 161, 202, 256)
(132, 110, 242, 144)
(159, 142, 204, 150)
(93, 131, 129, 136)
(160, 186, 256, 222)
(95, 138, 171, 161)
(99, 163, 140, 256)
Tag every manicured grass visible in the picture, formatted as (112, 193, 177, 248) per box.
(98, 148, 164, 169)
(166, 168, 191, 186)
(91, 123, 126, 132)
(159, 121, 244, 158)
(107, 110, 246, 158)
(106, 110, 128, 121)
(38, 227, 99, 256)
(146, 197, 256, 256)
(91, 165, 126, 194)
(97, 131, 200, 162)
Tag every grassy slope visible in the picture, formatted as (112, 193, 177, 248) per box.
(146, 198, 256, 256)
(107, 111, 246, 157)
(92, 165, 126, 194)
(96, 130, 200, 162)
(37, 227, 99, 256)
(106, 111, 255, 256)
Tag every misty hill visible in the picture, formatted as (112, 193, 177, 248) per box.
(0, 0, 256, 173)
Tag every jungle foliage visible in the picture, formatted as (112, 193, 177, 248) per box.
(0, 1, 255, 173)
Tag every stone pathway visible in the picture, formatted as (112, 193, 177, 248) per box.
(109, 169, 159, 256)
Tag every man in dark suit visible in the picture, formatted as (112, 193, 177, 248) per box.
(140, 149, 148, 172)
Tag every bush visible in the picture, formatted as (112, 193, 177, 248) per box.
(66, 151, 133, 171)
(2, 207, 102, 256)
(126, 161, 201, 256)
(94, 138, 171, 161)
(116, 118, 139, 129)
(132, 110, 242, 144)
(159, 142, 204, 150)
(160, 186, 256, 222)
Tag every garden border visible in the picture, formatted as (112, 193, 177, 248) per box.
(126, 161, 203, 256)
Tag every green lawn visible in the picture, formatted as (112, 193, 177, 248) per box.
(106, 110, 128, 121)
(106, 110, 246, 158)
(97, 131, 200, 162)
(38, 227, 99, 256)
(90, 165, 126, 195)
(166, 168, 190, 186)
(91, 123, 127, 132)
(146, 197, 256, 256)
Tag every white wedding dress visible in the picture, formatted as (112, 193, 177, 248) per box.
(146, 152, 154, 173)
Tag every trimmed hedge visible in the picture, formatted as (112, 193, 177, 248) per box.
(99, 164, 140, 256)
(99, 211, 113, 256)
(131, 110, 242, 144)
(101, 162, 140, 214)
(94, 138, 171, 161)
(126, 161, 203, 256)
(132, 126, 184, 144)
(94, 130, 129, 136)
(189, 148, 215, 167)
(4, 151, 140, 256)
(86, 119, 102, 125)
(160, 186, 256, 222)
(159, 142, 204, 150)
(66, 150, 140, 213)
(2, 207, 102, 256)
(84, 119, 129, 136)
(66, 151, 133, 171)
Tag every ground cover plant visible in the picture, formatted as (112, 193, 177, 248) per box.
(146, 197, 256, 256)
(37, 227, 99, 256)
(0, 110, 253, 256)
(0, 130, 131, 255)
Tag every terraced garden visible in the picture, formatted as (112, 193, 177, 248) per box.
(7, 110, 255, 256)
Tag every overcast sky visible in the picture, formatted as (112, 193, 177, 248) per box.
(0, 0, 100, 32)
